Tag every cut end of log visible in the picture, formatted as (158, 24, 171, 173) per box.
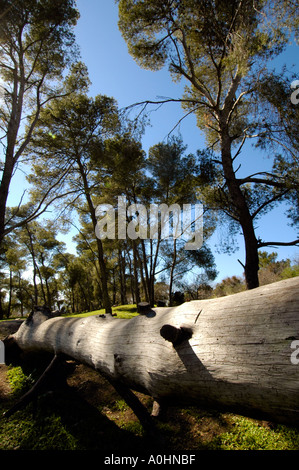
(25, 305, 60, 326)
(3, 335, 22, 365)
(160, 324, 193, 347)
(137, 302, 151, 314)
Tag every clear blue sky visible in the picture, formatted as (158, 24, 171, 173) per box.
(72, 0, 298, 283)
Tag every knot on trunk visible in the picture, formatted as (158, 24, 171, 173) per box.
(160, 324, 193, 347)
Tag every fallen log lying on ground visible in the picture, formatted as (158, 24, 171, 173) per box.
(4, 277, 299, 427)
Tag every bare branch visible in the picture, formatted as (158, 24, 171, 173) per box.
(232, 133, 247, 161)
(258, 239, 299, 248)
(123, 96, 213, 114)
(251, 188, 290, 219)
(3, 162, 76, 236)
(237, 172, 287, 188)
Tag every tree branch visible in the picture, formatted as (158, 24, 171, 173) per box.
(3, 163, 77, 236)
(258, 239, 299, 248)
(237, 172, 287, 188)
(251, 189, 290, 219)
(123, 97, 213, 114)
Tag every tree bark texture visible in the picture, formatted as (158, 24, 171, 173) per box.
(220, 129, 260, 290)
(9, 277, 299, 426)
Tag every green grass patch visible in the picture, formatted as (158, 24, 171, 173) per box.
(6, 366, 34, 396)
(64, 304, 139, 319)
(210, 415, 299, 450)
(0, 304, 139, 322)
(2, 367, 299, 450)
(110, 398, 129, 412)
(119, 420, 144, 436)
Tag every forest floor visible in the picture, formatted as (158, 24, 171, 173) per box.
(1, 316, 299, 452)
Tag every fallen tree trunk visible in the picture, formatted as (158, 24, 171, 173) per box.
(6, 277, 299, 426)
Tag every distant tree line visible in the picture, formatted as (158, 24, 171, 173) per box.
(1, 231, 298, 317)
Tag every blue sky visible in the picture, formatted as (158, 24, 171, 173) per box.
(75, 0, 203, 153)
(72, 0, 298, 282)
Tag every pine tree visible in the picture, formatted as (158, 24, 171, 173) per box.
(118, 0, 299, 288)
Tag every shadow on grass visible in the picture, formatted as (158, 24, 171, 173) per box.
(1, 386, 158, 452)
(0, 357, 157, 452)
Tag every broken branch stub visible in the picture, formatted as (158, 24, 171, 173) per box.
(160, 324, 193, 347)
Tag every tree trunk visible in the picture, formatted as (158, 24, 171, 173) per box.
(169, 238, 177, 306)
(18, 273, 24, 317)
(0, 157, 14, 247)
(7, 269, 13, 318)
(76, 156, 112, 314)
(118, 248, 127, 305)
(220, 122, 260, 290)
(242, 224, 260, 289)
(7, 277, 299, 426)
(24, 224, 40, 305)
(0, 292, 4, 320)
(132, 240, 141, 306)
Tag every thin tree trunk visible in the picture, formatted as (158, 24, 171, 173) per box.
(169, 238, 177, 306)
(112, 267, 117, 305)
(44, 276, 52, 310)
(77, 157, 112, 314)
(24, 224, 41, 305)
(71, 285, 75, 313)
(140, 239, 151, 304)
(118, 248, 127, 305)
(7, 269, 13, 318)
(136, 244, 149, 303)
(18, 273, 24, 317)
(0, 292, 4, 320)
(36, 264, 47, 306)
(126, 248, 135, 304)
(132, 241, 141, 305)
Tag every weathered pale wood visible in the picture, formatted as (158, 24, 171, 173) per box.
(10, 277, 299, 425)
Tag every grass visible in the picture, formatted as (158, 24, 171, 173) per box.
(0, 369, 148, 451)
(64, 304, 139, 319)
(1, 363, 299, 451)
(0, 303, 139, 321)
(6, 365, 34, 396)
(210, 415, 299, 450)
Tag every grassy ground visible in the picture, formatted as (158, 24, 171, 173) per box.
(64, 304, 140, 319)
(1, 305, 299, 452)
(1, 363, 299, 451)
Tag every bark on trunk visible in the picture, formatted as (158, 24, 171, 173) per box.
(8, 277, 299, 426)
(220, 124, 260, 290)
